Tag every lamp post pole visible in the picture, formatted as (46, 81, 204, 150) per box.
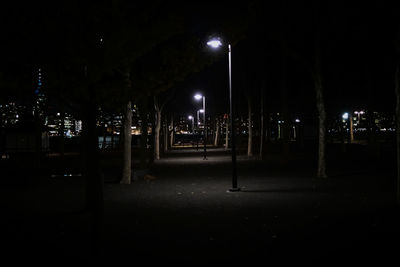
(197, 110, 200, 132)
(188, 115, 194, 134)
(228, 44, 239, 191)
(207, 39, 239, 191)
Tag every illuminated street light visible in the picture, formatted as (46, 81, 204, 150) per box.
(207, 39, 222, 48)
(188, 115, 194, 133)
(207, 38, 239, 191)
(354, 110, 364, 123)
(342, 112, 353, 142)
(194, 94, 207, 160)
(197, 110, 201, 127)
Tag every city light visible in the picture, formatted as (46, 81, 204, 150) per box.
(342, 112, 349, 120)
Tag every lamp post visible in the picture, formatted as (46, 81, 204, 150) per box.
(207, 38, 239, 191)
(354, 110, 364, 124)
(188, 115, 194, 133)
(197, 110, 200, 132)
(195, 94, 207, 160)
(342, 112, 353, 143)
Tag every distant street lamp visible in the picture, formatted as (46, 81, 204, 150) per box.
(194, 94, 207, 159)
(198, 109, 204, 134)
(342, 112, 353, 143)
(188, 115, 194, 133)
(354, 110, 364, 123)
(207, 38, 239, 191)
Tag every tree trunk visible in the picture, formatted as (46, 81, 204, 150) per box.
(214, 118, 220, 146)
(311, 23, 328, 179)
(367, 110, 378, 157)
(140, 98, 149, 168)
(281, 48, 290, 164)
(59, 103, 65, 157)
(395, 64, 400, 204)
(260, 88, 264, 158)
(314, 73, 327, 178)
(154, 98, 161, 160)
(169, 115, 174, 148)
(247, 96, 253, 157)
(110, 119, 115, 150)
(34, 105, 42, 166)
(102, 119, 107, 151)
(225, 117, 229, 150)
(266, 112, 271, 143)
(121, 101, 132, 184)
(163, 117, 168, 153)
(81, 99, 103, 255)
(349, 114, 354, 143)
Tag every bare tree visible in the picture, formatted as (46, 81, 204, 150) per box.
(154, 96, 162, 160)
(259, 87, 264, 158)
(169, 115, 174, 148)
(214, 118, 220, 146)
(312, 40, 327, 178)
(163, 117, 168, 153)
(153, 95, 173, 160)
(395, 64, 400, 203)
(121, 101, 133, 184)
(225, 116, 229, 150)
(247, 96, 253, 157)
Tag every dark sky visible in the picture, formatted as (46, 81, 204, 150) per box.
(167, 1, 399, 119)
(1, 1, 399, 120)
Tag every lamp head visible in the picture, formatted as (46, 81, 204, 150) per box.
(207, 38, 222, 49)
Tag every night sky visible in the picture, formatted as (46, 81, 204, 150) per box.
(169, 1, 399, 118)
(0, 1, 399, 118)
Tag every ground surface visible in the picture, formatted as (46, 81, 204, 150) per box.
(1, 145, 399, 265)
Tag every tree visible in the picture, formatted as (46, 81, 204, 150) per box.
(395, 24, 400, 203)
(214, 117, 220, 146)
(312, 38, 328, 178)
(247, 96, 253, 157)
(395, 64, 400, 203)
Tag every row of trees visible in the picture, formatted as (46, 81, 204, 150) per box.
(0, 1, 252, 253)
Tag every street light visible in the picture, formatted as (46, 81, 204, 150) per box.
(354, 110, 364, 123)
(342, 112, 353, 143)
(188, 115, 194, 134)
(194, 94, 207, 160)
(207, 38, 239, 191)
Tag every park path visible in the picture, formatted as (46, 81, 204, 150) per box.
(1, 147, 398, 265)
(101, 147, 400, 265)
